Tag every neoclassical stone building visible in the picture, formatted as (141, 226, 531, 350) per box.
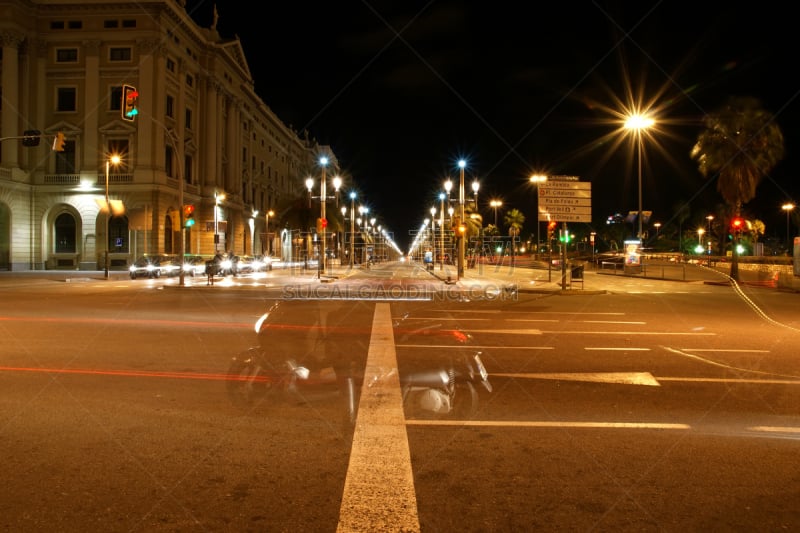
(0, 0, 335, 270)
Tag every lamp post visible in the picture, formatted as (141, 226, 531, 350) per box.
(472, 180, 480, 210)
(624, 113, 654, 242)
(653, 222, 661, 237)
(265, 209, 274, 255)
(782, 203, 795, 253)
(490, 199, 502, 228)
(104, 154, 121, 279)
(349, 192, 356, 268)
(439, 192, 446, 271)
(705, 215, 714, 255)
(214, 191, 225, 254)
(457, 159, 466, 278)
(530, 174, 547, 256)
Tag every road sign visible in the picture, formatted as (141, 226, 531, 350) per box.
(538, 180, 592, 222)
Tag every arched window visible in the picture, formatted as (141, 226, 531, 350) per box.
(54, 213, 76, 253)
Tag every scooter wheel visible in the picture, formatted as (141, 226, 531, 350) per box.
(450, 382, 479, 419)
(227, 358, 264, 407)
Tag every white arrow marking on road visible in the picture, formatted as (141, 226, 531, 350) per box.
(491, 371, 661, 386)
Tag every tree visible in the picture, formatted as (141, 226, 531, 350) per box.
(690, 96, 784, 281)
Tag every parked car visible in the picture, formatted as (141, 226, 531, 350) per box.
(128, 255, 180, 279)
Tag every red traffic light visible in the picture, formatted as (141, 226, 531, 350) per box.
(547, 220, 557, 230)
(731, 217, 744, 230)
(183, 204, 195, 227)
(321, 217, 327, 228)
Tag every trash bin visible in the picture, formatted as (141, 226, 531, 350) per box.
(570, 263, 584, 287)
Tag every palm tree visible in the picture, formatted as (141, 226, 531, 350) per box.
(503, 208, 525, 259)
(690, 96, 784, 281)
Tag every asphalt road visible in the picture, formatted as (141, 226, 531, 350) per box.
(1, 263, 798, 531)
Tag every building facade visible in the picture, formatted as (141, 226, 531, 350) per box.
(0, 0, 335, 271)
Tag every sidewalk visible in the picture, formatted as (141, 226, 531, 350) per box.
(0, 260, 797, 294)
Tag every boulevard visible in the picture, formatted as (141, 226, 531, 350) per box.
(0, 262, 799, 531)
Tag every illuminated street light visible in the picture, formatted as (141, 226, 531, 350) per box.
(265, 209, 274, 255)
(624, 113, 655, 241)
(530, 174, 547, 256)
(439, 192, 446, 271)
(457, 159, 466, 278)
(349, 192, 356, 268)
(490, 199, 502, 228)
(104, 154, 121, 279)
(472, 179, 480, 209)
(782, 203, 795, 253)
(705, 215, 714, 254)
(214, 191, 225, 254)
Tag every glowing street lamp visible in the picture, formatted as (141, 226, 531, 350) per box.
(530, 174, 547, 255)
(214, 191, 225, 254)
(782, 203, 795, 252)
(457, 159, 466, 278)
(104, 154, 121, 279)
(265, 209, 275, 255)
(490, 199, 502, 228)
(349, 192, 356, 268)
(624, 113, 655, 241)
(439, 192, 446, 271)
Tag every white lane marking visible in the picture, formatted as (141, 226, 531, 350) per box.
(583, 320, 646, 324)
(657, 377, 800, 385)
(396, 344, 554, 350)
(492, 371, 661, 386)
(680, 348, 770, 353)
(337, 303, 420, 533)
(407, 420, 690, 429)
(585, 347, 650, 351)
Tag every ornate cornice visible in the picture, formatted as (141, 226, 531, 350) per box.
(0, 30, 25, 49)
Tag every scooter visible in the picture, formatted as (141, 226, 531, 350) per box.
(400, 351, 492, 419)
(226, 302, 359, 427)
(393, 313, 493, 420)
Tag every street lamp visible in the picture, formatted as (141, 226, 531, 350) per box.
(265, 209, 274, 255)
(705, 215, 714, 254)
(439, 192, 446, 271)
(782, 203, 795, 252)
(104, 154, 121, 279)
(490, 199, 502, 228)
(349, 192, 356, 268)
(697, 227, 705, 254)
(530, 174, 547, 256)
(214, 191, 225, 254)
(653, 222, 661, 237)
(624, 113, 654, 241)
(457, 159, 466, 278)
(306, 156, 334, 277)
(430, 206, 437, 267)
(472, 180, 480, 209)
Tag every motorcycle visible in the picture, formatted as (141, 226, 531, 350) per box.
(226, 301, 360, 427)
(400, 351, 492, 419)
(394, 313, 492, 420)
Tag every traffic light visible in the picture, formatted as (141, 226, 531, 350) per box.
(559, 229, 572, 243)
(731, 216, 744, 235)
(316, 217, 327, 232)
(122, 85, 139, 121)
(183, 204, 195, 227)
(547, 220, 557, 240)
(22, 130, 41, 147)
(52, 131, 66, 152)
(457, 223, 466, 236)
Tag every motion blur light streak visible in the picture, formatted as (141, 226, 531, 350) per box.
(0, 365, 238, 381)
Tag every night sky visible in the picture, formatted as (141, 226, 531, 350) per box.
(187, 1, 798, 252)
